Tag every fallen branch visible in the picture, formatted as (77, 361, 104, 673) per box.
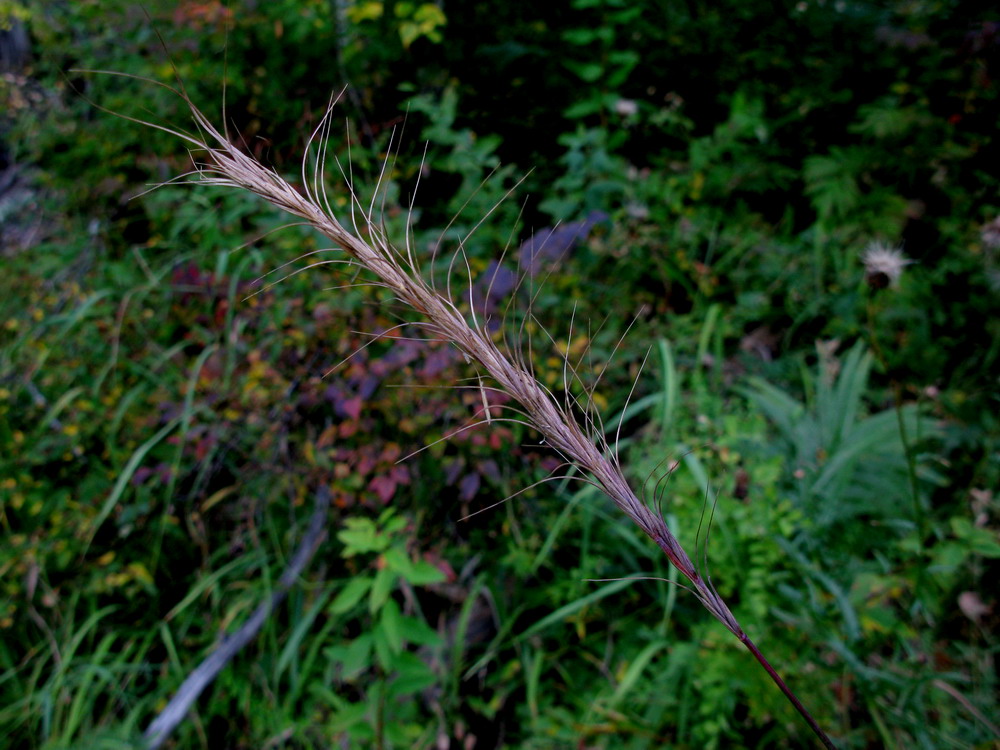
(143, 487, 330, 750)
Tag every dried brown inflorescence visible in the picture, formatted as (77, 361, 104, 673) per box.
(102, 76, 835, 748)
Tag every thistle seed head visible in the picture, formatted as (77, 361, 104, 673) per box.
(980, 216, 1000, 250)
(861, 242, 911, 290)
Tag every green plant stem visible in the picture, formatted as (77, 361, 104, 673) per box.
(865, 294, 927, 603)
(376, 676, 386, 749)
(739, 634, 838, 750)
(893, 381, 923, 532)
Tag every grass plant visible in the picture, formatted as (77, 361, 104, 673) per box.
(5, 5, 998, 747)
(89, 72, 841, 747)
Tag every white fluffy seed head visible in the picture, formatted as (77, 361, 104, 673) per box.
(861, 242, 912, 290)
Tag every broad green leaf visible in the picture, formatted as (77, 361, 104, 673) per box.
(385, 545, 446, 585)
(383, 546, 412, 577)
(326, 634, 373, 682)
(405, 559, 446, 585)
(389, 652, 439, 697)
(564, 98, 605, 119)
(328, 701, 368, 731)
(372, 623, 394, 671)
(380, 598, 404, 654)
(399, 615, 444, 647)
(951, 517, 1000, 558)
(563, 60, 604, 82)
(338, 518, 388, 556)
(330, 577, 373, 614)
(369, 566, 397, 614)
(346, 0, 383, 23)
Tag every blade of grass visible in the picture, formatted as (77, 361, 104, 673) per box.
(529, 484, 592, 574)
(609, 640, 669, 708)
(516, 579, 634, 641)
(83, 416, 182, 554)
(164, 553, 263, 621)
(275, 588, 333, 682)
(657, 338, 678, 438)
(447, 580, 482, 702)
(61, 632, 124, 743)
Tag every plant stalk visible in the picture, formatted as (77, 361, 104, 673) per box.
(650, 534, 837, 748)
(740, 634, 838, 750)
(105, 79, 838, 748)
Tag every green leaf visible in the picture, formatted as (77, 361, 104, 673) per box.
(950, 517, 1000, 558)
(330, 576, 372, 614)
(383, 546, 412, 576)
(328, 701, 368, 731)
(517, 579, 633, 640)
(326, 634, 373, 682)
(380, 598, 404, 654)
(607, 49, 640, 72)
(405, 559, 446, 585)
(399, 615, 444, 647)
(397, 3, 447, 48)
(803, 147, 864, 221)
(389, 652, 439, 697)
(369, 566, 397, 614)
(928, 541, 968, 573)
(564, 98, 605, 119)
(563, 60, 604, 82)
(384, 545, 446, 585)
(338, 518, 388, 556)
(562, 28, 610, 45)
(372, 624, 394, 671)
(276, 589, 333, 679)
(379, 508, 407, 534)
(84, 415, 183, 554)
(610, 641, 669, 707)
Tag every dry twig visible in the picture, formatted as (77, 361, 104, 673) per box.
(143, 488, 329, 749)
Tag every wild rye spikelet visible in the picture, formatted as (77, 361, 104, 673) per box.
(101, 76, 837, 749)
(861, 241, 912, 290)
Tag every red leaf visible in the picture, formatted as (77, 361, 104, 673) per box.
(368, 476, 397, 504)
(342, 396, 363, 421)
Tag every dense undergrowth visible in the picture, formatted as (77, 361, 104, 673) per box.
(1, 1, 998, 748)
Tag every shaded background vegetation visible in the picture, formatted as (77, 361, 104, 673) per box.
(1, 0, 998, 748)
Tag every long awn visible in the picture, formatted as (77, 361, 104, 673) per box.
(85, 70, 837, 748)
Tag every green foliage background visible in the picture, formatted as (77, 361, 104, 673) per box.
(1, 0, 998, 748)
